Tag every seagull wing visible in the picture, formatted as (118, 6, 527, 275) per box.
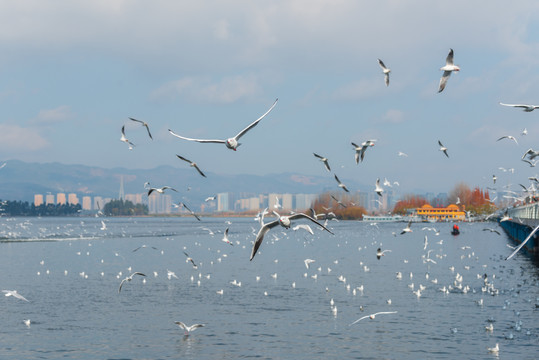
(129, 117, 153, 139)
(349, 315, 370, 326)
(445, 48, 454, 66)
(288, 213, 334, 234)
(233, 98, 278, 141)
(174, 321, 188, 331)
(193, 164, 206, 177)
(250, 220, 280, 261)
(168, 129, 225, 144)
(176, 154, 192, 164)
(506, 224, 539, 260)
(438, 71, 452, 93)
(118, 278, 128, 293)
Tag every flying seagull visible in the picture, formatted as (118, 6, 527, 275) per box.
(120, 125, 135, 149)
(147, 186, 178, 196)
(438, 140, 449, 158)
(128, 117, 153, 139)
(499, 102, 539, 112)
(375, 178, 384, 197)
(183, 251, 198, 269)
(334, 174, 350, 192)
(118, 272, 146, 293)
(497, 135, 518, 145)
(168, 98, 278, 151)
(176, 155, 206, 177)
(2, 290, 29, 302)
(132, 244, 158, 252)
(177, 202, 201, 221)
(250, 211, 334, 261)
(376, 248, 392, 260)
(313, 153, 331, 172)
(174, 321, 204, 335)
(222, 227, 233, 245)
(400, 221, 413, 235)
(351, 140, 376, 164)
(378, 58, 391, 87)
(349, 311, 398, 326)
(438, 48, 460, 93)
(482, 228, 501, 235)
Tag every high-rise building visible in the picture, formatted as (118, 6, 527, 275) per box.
(148, 193, 172, 214)
(281, 193, 293, 210)
(34, 194, 44, 206)
(68, 193, 79, 205)
(295, 194, 318, 211)
(82, 196, 92, 210)
(57, 193, 66, 205)
(93, 197, 104, 211)
(217, 193, 232, 212)
(46, 194, 55, 205)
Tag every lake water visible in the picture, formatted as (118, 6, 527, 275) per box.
(0, 216, 537, 359)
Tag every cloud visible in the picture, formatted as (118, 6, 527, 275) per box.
(151, 74, 262, 104)
(381, 109, 405, 124)
(33, 105, 73, 124)
(0, 124, 49, 151)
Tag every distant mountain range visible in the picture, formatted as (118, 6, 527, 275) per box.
(0, 160, 371, 205)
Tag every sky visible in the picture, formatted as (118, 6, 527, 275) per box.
(1, 1, 539, 196)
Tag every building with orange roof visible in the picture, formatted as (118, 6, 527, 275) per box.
(415, 204, 465, 222)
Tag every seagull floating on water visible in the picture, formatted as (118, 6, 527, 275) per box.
(438, 48, 460, 93)
(168, 98, 278, 151)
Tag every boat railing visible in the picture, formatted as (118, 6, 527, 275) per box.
(507, 202, 539, 220)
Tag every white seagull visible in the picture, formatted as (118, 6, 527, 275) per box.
(168, 98, 278, 151)
(118, 272, 146, 293)
(304, 258, 316, 269)
(376, 248, 392, 260)
(334, 174, 350, 192)
(183, 251, 198, 269)
(174, 321, 204, 335)
(496, 135, 518, 145)
(499, 102, 539, 112)
(349, 311, 397, 326)
(177, 202, 201, 221)
(375, 178, 384, 197)
(128, 117, 153, 139)
(250, 211, 334, 261)
(147, 186, 178, 196)
(378, 58, 391, 87)
(313, 153, 331, 172)
(351, 140, 376, 164)
(2, 290, 29, 302)
(293, 224, 314, 235)
(222, 227, 233, 245)
(176, 155, 206, 177)
(400, 221, 413, 235)
(120, 125, 135, 149)
(438, 48, 460, 93)
(438, 140, 449, 158)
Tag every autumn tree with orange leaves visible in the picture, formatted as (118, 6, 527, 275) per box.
(392, 194, 428, 215)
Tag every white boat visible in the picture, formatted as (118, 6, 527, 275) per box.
(362, 215, 403, 222)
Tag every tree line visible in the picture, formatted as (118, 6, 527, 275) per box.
(0, 200, 82, 216)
